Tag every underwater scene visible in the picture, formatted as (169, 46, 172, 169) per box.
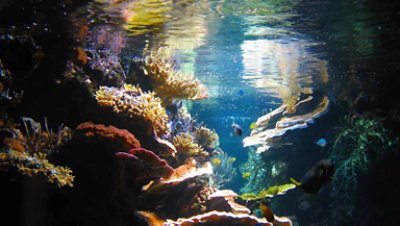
(1, 0, 400, 225)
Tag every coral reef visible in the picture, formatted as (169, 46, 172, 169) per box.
(243, 95, 329, 153)
(137, 210, 293, 226)
(172, 132, 209, 162)
(239, 148, 268, 194)
(210, 151, 238, 188)
(95, 84, 170, 136)
(76, 122, 141, 152)
(194, 126, 219, 151)
(143, 47, 208, 102)
(0, 149, 74, 187)
(143, 161, 213, 194)
(0, 117, 73, 187)
(115, 147, 174, 181)
(168, 105, 198, 137)
(206, 189, 250, 214)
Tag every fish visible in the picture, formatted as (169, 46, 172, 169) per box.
(227, 157, 236, 164)
(210, 157, 222, 166)
(315, 138, 327, 147)
(237, 89, 244, 96)
(290, 159, 334, 194)
(231, 122, 243, 136)
(242, 172, 252, 179)
(249, 122, 258, 129)
(259, 203, 275, 222)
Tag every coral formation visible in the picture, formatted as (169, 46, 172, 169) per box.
(143, 161, 213, 193)
(137, 210, 293, 226)
(244, 95, 329, 153)
(116, 148, 174, 181)
(0, 117, 73, 187)
(95, 84, 170, 136)
(143, 47, 208, 102)
(210, 151, 238, 188)
(239, 148, 267, 194)
(194, 126, 219, 151)
(76, 122, 141, 152)
(0, 149, 74, 187)
(173, 132, 208, 162)
(168, 105, 198, 137)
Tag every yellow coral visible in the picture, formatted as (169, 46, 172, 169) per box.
(0, 149, 74, 187)
(194, 126, 219, 150)
(143, 48, 208, 102)
(173, 132, 208, 160)
(95, 85, 170, 135)
(0, 118, 73, 187)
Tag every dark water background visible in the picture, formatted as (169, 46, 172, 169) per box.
(1, 0, 400, 225)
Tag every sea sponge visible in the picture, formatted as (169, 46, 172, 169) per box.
(95, 84, 170, 136)
(76, 122, 141, 151)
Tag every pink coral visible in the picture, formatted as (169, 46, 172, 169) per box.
(115, 148, 174, 180)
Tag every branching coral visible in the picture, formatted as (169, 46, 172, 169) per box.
(143, 47, 208, 102)
(172, 132, 208, 162)
(0, 117, 73, 187)
(194, 126, 219, 151)
(95, 84, 170, 136)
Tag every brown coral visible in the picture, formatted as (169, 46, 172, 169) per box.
(142, 161, 213, 193)
(136, 210, 293, 226)
(76, 122, 141, 151)
(95, 84, 170, 136)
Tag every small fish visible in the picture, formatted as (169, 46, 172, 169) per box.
(227, 157, 236, 164)
(259, 203, 275, 222)
(210, 157, 222, 166)
(242, 172, 252, 179)
(315, 138, 327, 147)
(231, 123, 243, 136)
(249, 122, 258, 129)
(237, 89, 244, 96)
(290, 159, 334, 194)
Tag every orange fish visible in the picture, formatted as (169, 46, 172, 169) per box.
(259, 203, 275, 222)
